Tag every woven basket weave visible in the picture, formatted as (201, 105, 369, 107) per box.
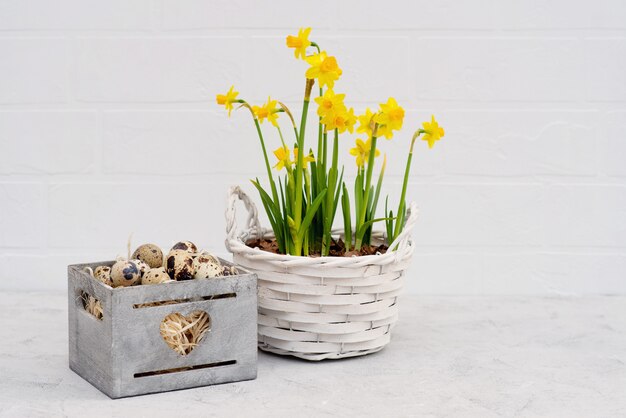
(225, 186, 418, 361)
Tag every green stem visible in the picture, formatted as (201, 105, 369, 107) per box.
(293, 79, 314, 255)
(311, 42, 321, 54)
(389, 152, 413, 243)
(317, 87, 324, 171)
(342, 183, 352, 251)
(355, 130, 378, 249)
(332, 130, 339, 175)
(312, 87, 325, 254)
(276, 125, 287, 149)
(393, 135, 419, 241)
(322, 131, 328, 167)
(322, 129, 339, 255)
(304, 167, 312, 255)
(366, 155, 386, 246)
(253, 118, 279, 204)
(276, 108, 299, 141)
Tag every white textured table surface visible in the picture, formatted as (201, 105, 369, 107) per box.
(1, 291, 625, 417)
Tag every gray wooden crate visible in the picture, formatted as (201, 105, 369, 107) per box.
(68, 259, 257, 399)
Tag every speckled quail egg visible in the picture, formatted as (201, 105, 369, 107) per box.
(131, 243, 164, 268)
(141, 267, 171, 285)
(165, 250, 195, 281)
(131, 259, 150, 276)
(111, 260, 141, 287)
(221, 265, 239, 276)
(170, 241, 198, 254)
(193, 252, 223, 279)
(93, 265, 113, 286)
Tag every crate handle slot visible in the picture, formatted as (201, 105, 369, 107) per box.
(132, 292, 237, 309)
(133, 360, 237, 378)
(78, 290, 104, 320)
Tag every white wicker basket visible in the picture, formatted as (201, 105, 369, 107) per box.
(225, 186, 418, 361)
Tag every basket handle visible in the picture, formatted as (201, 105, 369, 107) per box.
(387, 201, 419, 261)
(225, 186, 262, 251)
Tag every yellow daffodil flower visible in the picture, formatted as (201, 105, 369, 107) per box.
(421, 115, 445, 148)
(375, 97, 405, 139)
(273, 145, 292, 171)
(286, 27, 312, 60)
(314, 89, 345, 119)
(253, 97, 279, 127)
(305, 51, 342, 89)
(349, 138, 380, 167)
(322, 106, 356, 134)
(356, 108, 375, 138)
(274, 146, 315, 170)
(294, 147, 315, 167)
(216, 85, 239, 117)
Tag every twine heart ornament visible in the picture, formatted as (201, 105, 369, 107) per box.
(159, 311, 211, 355)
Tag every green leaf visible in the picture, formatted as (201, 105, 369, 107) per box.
(251, 180, 276, 217)
(297, 188, 327, 243)
(366, 185, 374, 214)
(371, 162, 385, 220)
(341, 183, 352, 251)
(331, 167, 344, 224)
(354, 171, 363, 230)
(385, 196, 394, 246)
(304, 168, 312, 207)
(310, 161, 318, 196)
(393, 200, 406, 243)
(251, 179, 285, 253)
(363, 185, 375, 245)
(386, 210, 394, 247)
(356, 216, 395, 240)
(278, 178, 293, 251)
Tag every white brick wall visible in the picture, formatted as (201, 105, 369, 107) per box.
(0, 1, 625, 294)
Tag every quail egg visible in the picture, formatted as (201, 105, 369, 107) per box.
(141, 267, 170, 285)
(193, 252, 222, 279)
(111, 260, 141, 287)
(221, 265, 239, 276)
(170, 241, 198, 254)
(131, 259, 150, 276)
(93, 265, 113, 286)
(165, 250, 194, 281)
(131, 243, 164, 268)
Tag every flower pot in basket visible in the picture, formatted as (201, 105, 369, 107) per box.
(225, 186, 418, 361)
